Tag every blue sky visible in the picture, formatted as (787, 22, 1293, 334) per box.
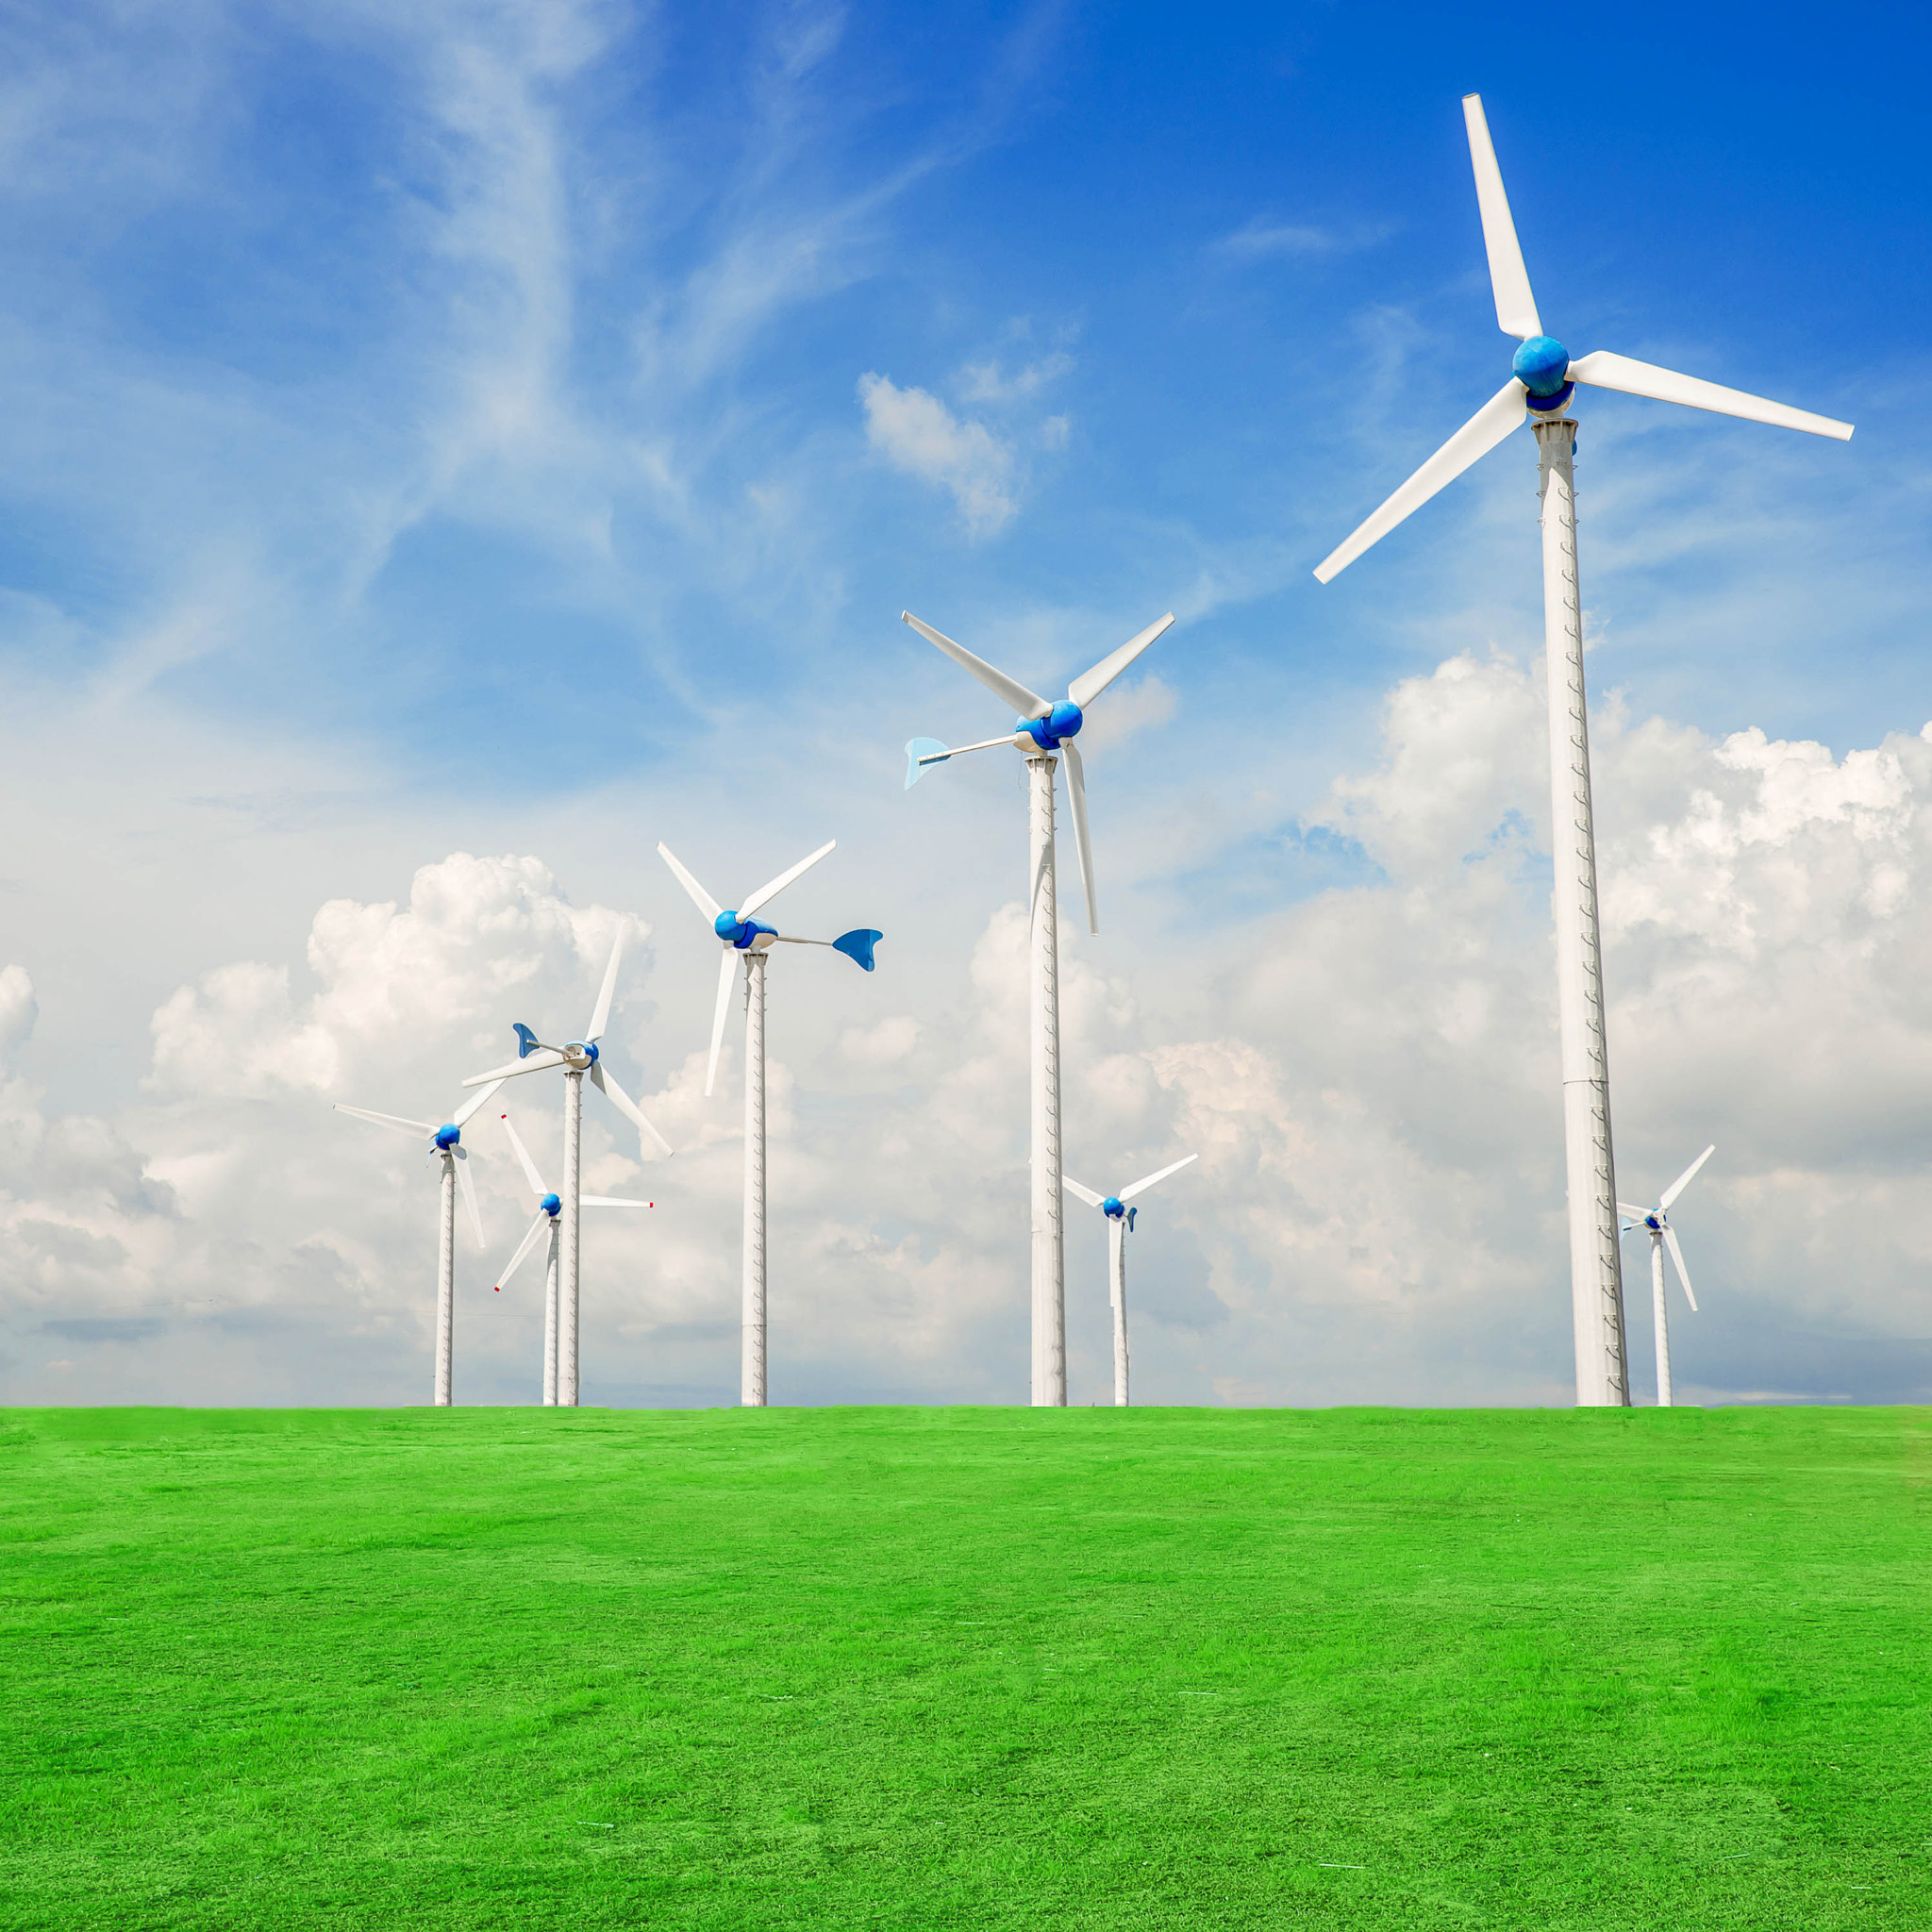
(2, 0, 1929, 1407)
(8, 1, 1921, 759)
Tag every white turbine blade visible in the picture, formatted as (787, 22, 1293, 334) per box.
(495, 1211, 551, 1292)
(1566, 351, 1853, 441)
(333, 1103, 436, 1140)
(1662, 1225, 1699, 1313)
(658, 841, 723, 923)
(1615, 1202, 1651, 1222)
(586, 933, 623, 1043)
(705, 951, 736, 1098)
(589, 1061, 674, 1158)
(583, 1195, 654, 1208)
(1067, 612, 1175, 710)
(1060, 740, 1098, 937)
(1312, 378, 1528, 583)
(1063, 1177, 1106, 1208)
(450, 1078, 507, 1129)
(1659, 1143, 1717, 1212)
(902, 611, 1051, 720)
(498, 1110, 548, 1198)
(462, 1050, 567, 1087)
(1119, 1152, 1199, 1202)
(1461, 95, 1541, 340)
(453, 1145, 486, 1248)
(741, 839, 835, 919)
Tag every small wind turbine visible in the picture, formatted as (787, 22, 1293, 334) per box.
(461, 933, 671, 1407)
(1065, 1154, 1196, 1407)
(657, 838, 882, 1408)
(1619, 1145, 1714, 1409)
(902, 607, 1175, 1407)
(1314, 94, 1851, 1408)
(491, 1108, 654, 1407)
(332, 1075, 506, 1406)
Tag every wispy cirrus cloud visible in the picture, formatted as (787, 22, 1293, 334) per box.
(1214, 214, 1394, 260)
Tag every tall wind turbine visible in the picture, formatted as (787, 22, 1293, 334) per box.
(1619, 1144, 1714, 1409)
(1314, 94, 1851, 1407)
(460, 933, 671, 1407)
(656, 837, 881, 1408)
(1064, 1153, 1196, 1407)
(491, 1108, 654, 1407)
(902, 607, 1175, 1406)
(332, 1075, 506, 1406)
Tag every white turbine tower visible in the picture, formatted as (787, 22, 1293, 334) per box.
(1619, 1144, 1714, 1409)
(902, 606, 1175, 1407)
(1064, 1153, 1196, 1407)
(332, 1076, 506, 1406)
(656, 838, 882, 1408)
(460, 933, 671, 1407)
(1314, 94, 1851, 1407)
(491, 1108, 655, 1407)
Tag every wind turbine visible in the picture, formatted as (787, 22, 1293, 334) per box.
(460, 933, 671, 1407)
(332, 1075, 506, 1406)
(1064, 1153, 1196, 1407)
(1313, 94, 1851, 1407)
(656, 838, 882, 1408)
(491, 1108, 654, 1407)
(902, 606, 1175, 1406)
(1619, 1144, 1714, 1409)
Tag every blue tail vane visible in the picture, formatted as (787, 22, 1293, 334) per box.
(1126, 1208, 1138, 1232)
(833, 929, 882, 972)
(905, 738, 949, 791)
(513, 1022, 542, 1058)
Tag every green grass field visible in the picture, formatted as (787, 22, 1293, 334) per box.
(2, 1406, 1926, 1928)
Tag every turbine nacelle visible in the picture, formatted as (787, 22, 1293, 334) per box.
(1513, 334, 1574, 414)
(714, 910, 778, 951)
(1022, 700, 1084, 751)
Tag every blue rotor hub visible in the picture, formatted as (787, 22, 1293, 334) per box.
(1512, 335, 1571, 397)
(1103, 1195, 1124, 1219)
(541, 1192, 562, 1217)
(435, 1124, 460, 1150)
(715, 909, 745, 943)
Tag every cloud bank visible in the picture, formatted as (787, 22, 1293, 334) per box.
(6, 654, 1929, 1409)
